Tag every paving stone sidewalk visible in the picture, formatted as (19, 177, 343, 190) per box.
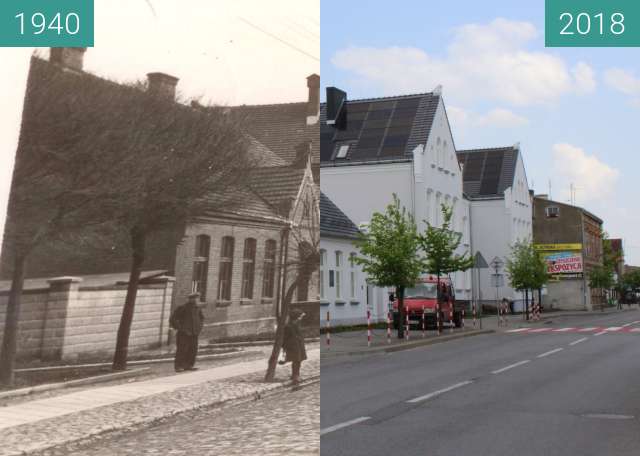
(0, 345, 319, 456)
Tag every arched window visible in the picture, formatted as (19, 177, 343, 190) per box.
(241, 238, 257, 299)
(192, 235, 210, 301)
(319, 249, 327, 300)
(262, 240, 277, 298)
(217, 236, 234, 301)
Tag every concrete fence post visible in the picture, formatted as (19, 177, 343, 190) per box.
(40, 277, 82, 361)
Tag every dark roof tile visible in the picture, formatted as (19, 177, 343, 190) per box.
(320, 192, 360, 239)
(457, 146, 519, 198)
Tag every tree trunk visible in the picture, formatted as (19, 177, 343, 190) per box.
(0, 255, 26, 385)
(525, 289, 529, 320)
(265, 278, 298, 382)
(397, 286, 405, 339)
(437, 273, 442, 334)
(112, 228, 146, 371)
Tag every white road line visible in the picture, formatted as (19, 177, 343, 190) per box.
(605, 327, 623, 332)
(621, 323, 633, 327)
(491, 360, 531, 375)
(506, 328, 529, 333)
(529, 328, 552, 333)
(406, 380, 474, 404)
(537, 348, 564, 358)
(320, 417, 371, 436)
(552, 327, 575, 332)
(569, 337, 588, 346)
(594, 331, 607, 336)
(630, 328, 640, 333)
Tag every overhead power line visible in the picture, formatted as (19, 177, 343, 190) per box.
(238, 17, 319, 62)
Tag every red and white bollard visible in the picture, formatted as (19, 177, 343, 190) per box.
(422, 306, 426, 338)
(449, 306, 454, 334)
(326, 311, 331, 350)
(387, 311, 391, 344)
(367, 309, 372, 348)
(405, 310, 410, 341)
(472, 302, 477, 328)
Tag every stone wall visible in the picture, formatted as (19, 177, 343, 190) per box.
(0, 276, 174, 362)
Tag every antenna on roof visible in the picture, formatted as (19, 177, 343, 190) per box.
(432, 84, 443, 96)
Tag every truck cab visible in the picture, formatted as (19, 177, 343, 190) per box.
(391, 276, 461, 329)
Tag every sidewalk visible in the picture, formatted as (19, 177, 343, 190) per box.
(0, 345, 320, 456)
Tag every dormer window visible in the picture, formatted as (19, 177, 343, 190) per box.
(336, 144, 349, 159)
(545, 206, 560, 218)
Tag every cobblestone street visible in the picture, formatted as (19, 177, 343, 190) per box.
(50, 383, 319, 456)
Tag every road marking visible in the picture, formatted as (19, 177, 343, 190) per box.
(569, 337, 588, 346)
(630, 328, 640, 333)
(594, 331, 607, 336)
(604, 327, 623, 332)
(537, 348, 564, 358)
(320, 417, 371, 436)
(406, 380, 474, 404)
(578, 327, 599, 332)
(491, 360, 531, 375)
(552, 327, 575, 332)
(621, 323, 633, 327)
(582, 413, 635, 420)
(506, 328, 529, 333)
(529, 328, 552, 333)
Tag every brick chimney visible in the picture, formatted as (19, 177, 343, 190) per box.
(50, 48, 86, 71)
(146, 72, 179, 100)
(306, 74, 320, 125)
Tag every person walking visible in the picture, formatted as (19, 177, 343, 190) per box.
(170, 292, 205, 372)
(281, 309, 307, 384)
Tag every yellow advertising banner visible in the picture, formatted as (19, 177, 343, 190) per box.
(533, 243, 582, 251)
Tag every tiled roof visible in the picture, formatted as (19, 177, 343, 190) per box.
(320, 92, 440, 165)
(320, 192, 360, 239)
(247, 166, 307, 217)
(457, 146, 518, 198)
(232, 102, 319, 165)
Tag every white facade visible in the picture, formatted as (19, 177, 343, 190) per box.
(319, 236, 368, 326)
(321, 96, 473, 321)
(468, 149, 532, 306)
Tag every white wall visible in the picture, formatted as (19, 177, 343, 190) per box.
(469, 150, 533, 305)
(320, 97, 473, 301)
(320, 236, 368, 326)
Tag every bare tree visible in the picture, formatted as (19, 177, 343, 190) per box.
(265, 187, 319, 382)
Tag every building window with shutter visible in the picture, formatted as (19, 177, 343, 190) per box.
(192, 235, 210, 302)
(217, 236, 234, 301)
(241, 238, 257, 299)
(262, 240, 277, 299)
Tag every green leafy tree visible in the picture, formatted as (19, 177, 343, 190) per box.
(417, 204, 474, 330)
(354, 194, 423, 339)
(506, 239, 548, 316)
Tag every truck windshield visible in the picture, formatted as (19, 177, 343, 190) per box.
(405, 283, 438, 299)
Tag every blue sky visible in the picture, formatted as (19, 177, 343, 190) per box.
(321, 0, 640, 264)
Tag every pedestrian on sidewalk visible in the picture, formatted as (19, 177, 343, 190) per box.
(170, 292, 205, 372)
(281, 309, 307, 384)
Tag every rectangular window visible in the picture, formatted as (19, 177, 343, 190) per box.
(320, 249, 326, 299)
(192, 235, 210, 302)
(217, 236, 234, 301)
(262, 240, 277, 298)
(241, 238, 256, 299)
(349, 253, 357, 299)
(335, 251, 343, 299)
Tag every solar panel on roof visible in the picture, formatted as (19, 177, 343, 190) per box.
(348, 103, 371, 113)
(396, 98, 421, 109)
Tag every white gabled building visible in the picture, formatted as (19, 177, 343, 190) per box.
(319, 192, 367, 325)
(320, 87, 472, 322)
(457, 145, 533, 308)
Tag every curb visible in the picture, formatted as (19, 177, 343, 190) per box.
(19, 371, 320, 456)
(15, 350, 257, 376)
(201, 337, 320, 349)
(321, 329, 494, 358)
(0, 368, 151, 401)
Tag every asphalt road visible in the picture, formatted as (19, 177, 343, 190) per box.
(321, 309, 640, 456)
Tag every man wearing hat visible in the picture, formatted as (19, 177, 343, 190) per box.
(170, 292, 205, 372)
(281, 308, 307, 384)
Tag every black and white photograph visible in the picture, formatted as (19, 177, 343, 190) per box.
(0, 1, 320, 455)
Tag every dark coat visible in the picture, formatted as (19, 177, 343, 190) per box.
(283, 318, 307, 363)
(170, 303, 204, 337)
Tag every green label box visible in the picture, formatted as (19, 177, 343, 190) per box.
(546, 0, 640, 47)
(0, 0, 94, 47)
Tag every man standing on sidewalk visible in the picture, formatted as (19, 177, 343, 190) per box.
(282, 309, 307, 384)
(170, 292, 205, 372)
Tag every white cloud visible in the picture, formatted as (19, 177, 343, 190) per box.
(604, 68, 640, 106)
(550, 143, 620, 203)
(448, 106, 528, 130)
(331, 18, 596, 106)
